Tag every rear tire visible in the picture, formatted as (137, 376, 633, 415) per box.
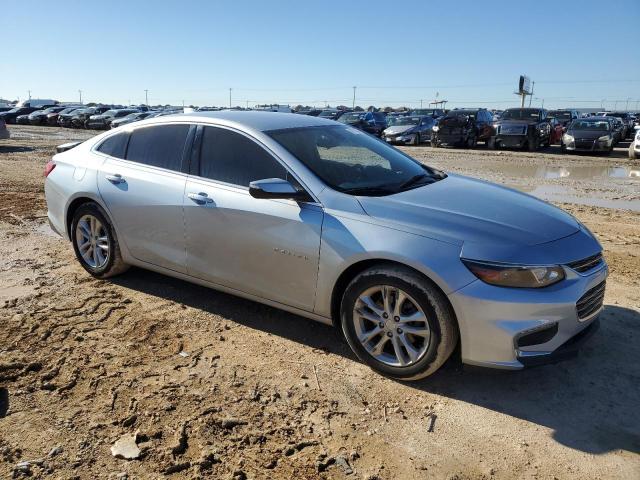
(71, 202, 129, 279)
(527, 137, 539, 152)
(413, 133, 421, 146)
(629, 144, 637, 160)
(340, 265, 458, 380)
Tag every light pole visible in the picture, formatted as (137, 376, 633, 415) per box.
(144, 89, 148, 106)
(614, 100, 618, 110)
(352, 86, 356, 109)
(601, 99, 605, 110)
(420, 99, 423, 108)
(229, 88, 232, 109)
(78, 90, 82, 103)
(28, 90, 31, 100)
(626, 97, 631, 110)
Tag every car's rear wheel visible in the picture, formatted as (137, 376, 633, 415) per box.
(340, 265, 458, 380)
(413, 133, 421, 146)
(71, 202, 129, 279)
(629, 144, 637, 160)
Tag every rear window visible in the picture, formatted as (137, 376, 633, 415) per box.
(96, 132, 129, 159)
(126, 124, 190, 171)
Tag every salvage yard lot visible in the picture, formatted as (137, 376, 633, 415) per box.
(1, 125, 639, 479)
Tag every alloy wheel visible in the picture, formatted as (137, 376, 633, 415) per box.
(353, 285, 431, 367)
(75, 214, 109, 268)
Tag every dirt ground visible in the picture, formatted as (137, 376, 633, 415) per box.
(1, 125, 639, 480)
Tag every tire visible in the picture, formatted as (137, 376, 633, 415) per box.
(629, 144, 636, 160)
(431, 137, 439, 148)
(527, 137, 539, 152)
(488, 137, 497, 149)
(70, 202, 129, 279)
(340, 265, 458, 380)
(413, 133, 421, 146)
(466, 135, 476, 149)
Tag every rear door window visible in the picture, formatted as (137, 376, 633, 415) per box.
(198, 126, 287, 187)
(96, 132, 129, 159)
(126, 124, 190, 172)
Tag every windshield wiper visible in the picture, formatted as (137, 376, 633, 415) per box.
(399, 173, 440, 190)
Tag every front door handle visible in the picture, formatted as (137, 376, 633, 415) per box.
(105, 173, 125, 184)
(187, 192, 213, 204)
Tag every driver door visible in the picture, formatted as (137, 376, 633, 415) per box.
(183, 125, 323, 312)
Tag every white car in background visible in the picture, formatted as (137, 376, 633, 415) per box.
(629, 126, 640, 159)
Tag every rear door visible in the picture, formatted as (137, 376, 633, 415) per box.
(96, 123, 194, 273)
(183, 125, 323, 311)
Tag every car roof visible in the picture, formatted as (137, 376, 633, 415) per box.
(180, 110, 337, 131)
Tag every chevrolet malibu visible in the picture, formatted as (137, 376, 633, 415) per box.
(44, 112, 607, 379)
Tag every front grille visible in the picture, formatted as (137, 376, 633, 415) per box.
(576, 281, 606, 320)
(567, 253, 603, 273)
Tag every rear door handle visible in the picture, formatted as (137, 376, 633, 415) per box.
(105, 173, 125, 184)
(187, 192, 213, 204)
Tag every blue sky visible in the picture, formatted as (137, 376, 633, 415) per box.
(2, 0, 639, 110)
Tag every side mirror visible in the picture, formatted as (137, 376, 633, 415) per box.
(249, 178, 309, 201)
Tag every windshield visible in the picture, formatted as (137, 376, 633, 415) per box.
(548, 111, 572, 120)
(501, 109, 540, 120)
(267, 125, 444, 195)
(338, 113, 363, 123)
(570, 120, 610, 131)
(394, 116, 421, 126)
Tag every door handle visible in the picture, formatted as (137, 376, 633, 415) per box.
(187, 192, 213, 204)
(105, 173, 125, 184)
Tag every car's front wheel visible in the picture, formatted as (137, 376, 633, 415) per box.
(71, 202, 129, 279)
(340, 265, 458, 380)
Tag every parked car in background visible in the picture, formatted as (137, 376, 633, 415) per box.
(547, 110, 579, 127)
(0, 118, 9, 139)
(85, 109, 139, 130)
(490, 108, 551, 151)
(296, 109, 322, 116)
(110, 111, 155, 128)
(0, 106, 44, 124)
(44, 111, 607, 379)
(432, 108, 494, 148)
(318, 109, 345, 121)
(604, 116, 625, 143)
(28, 106, 67, 125)
(561, 118, 615, 154)
(47, 107, 82, 126)
(383, 115, 435, 145)
(16, 113, 33, 124)
(629, 127, 640, 159)
(70, 107, 112, 128)
(338, 111, 387, 136)
(601, 112, 632, 138)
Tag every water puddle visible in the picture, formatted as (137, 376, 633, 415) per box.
(498, 164, 640, 180)
(515, 184, 640, 211)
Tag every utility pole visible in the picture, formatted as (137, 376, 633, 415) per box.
(352, 86, 356, 109)
(528, 82, 535, 107)
(144, 89, 148, 106)
(601, 99, 605, 110)
(626, 97, 631, 110)
(78, 90, 82, 103)
(420, 99, 423, 108)
(246, 100, 249, 109)
(28, 90, 31, 100)
(229, 88, 232, 109)
(614, 100, 618, 110)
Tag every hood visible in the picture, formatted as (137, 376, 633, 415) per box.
(357, 174, 580, 248)
(384, 125, 416, 135)
(567, 129, 609, 139)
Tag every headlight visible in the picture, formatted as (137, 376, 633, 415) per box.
(462, 259, 565, 288)
(432, 126, 439, 132)
(563, 133, 574, 143)
(597, 135, 611, 142)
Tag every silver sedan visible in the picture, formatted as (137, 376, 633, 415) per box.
(44, 111, 607, 379)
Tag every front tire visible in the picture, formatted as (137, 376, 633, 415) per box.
(71, 202, 129, 279)
(340, 265, 458, 380)
(629, 144, 637, 160)
(413, 133, 421, 146)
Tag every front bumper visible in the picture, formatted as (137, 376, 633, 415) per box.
(385, 133, 424, 145)
(564, 139, 612, 152)
(448, 259, 608, 369)
(494, 134, 528, 148)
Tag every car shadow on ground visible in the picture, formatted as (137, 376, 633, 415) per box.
(112, 268, 640, 456)
(0, 145, 35, 154)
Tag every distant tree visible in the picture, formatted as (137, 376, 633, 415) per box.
(294, 104, 304, 112)
(337, 105, 348, 110)
(367, 105, 377, 112)
(86, 102, 96, 107)
(383, 106, 393, 113)
(354, 105, 364, 112)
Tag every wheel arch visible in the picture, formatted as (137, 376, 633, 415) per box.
(65, 194, 112, 240)
(329, 258, 459, 335)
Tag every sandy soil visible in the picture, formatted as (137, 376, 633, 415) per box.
(1, 125, 639, 479)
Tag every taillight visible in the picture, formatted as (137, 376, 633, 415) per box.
(44, 160, 56, 177)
